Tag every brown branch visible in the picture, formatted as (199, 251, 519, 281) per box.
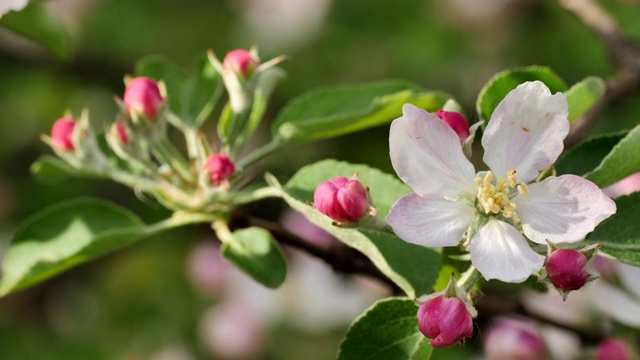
(559, 0, 640, 147)
(231, 213, 401, 293)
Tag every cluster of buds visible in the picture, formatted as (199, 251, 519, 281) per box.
(44, 46, 285, 212)
(415, 274, 476, 348)
(538, 241, 600, 300)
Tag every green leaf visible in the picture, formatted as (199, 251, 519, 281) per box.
(272, 81, 451, 144)
(268, 160, 441, 297)
(221, 227, 287, 289)
(0, 198, 144, 296)
(585, 193, 640, 266)
(30, 155, 102, 184)
(0, 1, 70, 59)
(476, 66, 567, 122)
(338, 298, 432, 360)
(0, 198, 215, 296)
(565, 76, 606, 123)
(556, 131, 627, 177)
(584, 124, 640, 188)
(135, 55, 222, 128)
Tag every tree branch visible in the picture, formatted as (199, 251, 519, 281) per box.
(231, 212, 401, 293)
(559, 0, 640, 147)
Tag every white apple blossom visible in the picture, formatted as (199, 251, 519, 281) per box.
(0, 0, 28, 17)
(387, 81, 616, 283)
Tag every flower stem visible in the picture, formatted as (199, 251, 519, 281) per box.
(238, 139, 283, 168)
(458, 265, 481, 292)
(212, 219, 233, 244)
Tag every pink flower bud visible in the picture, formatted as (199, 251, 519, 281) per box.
(115, 120, 129, 145)
(314, 177, 369, 223)
(435, 110, 470, 143)
(546, 249, 588, 292)
(483, 317, 549, 360)
(203, 154, 235, 186)
(51, 117, 77, 151)
(223, 49, 259, 78)
(123, 77, 164, 121)
(597, 339, 635, 360)
(417, 295, 473, 348)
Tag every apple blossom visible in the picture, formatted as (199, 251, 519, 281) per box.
(223, 49, 259, 79)
(597, 339, 636, 360)
(203, 154, 235, 186)
(435, 110, 470, 143)
(0, 0, 28, 17)
(545, 249, 588, 293)
(314, 176, 370, 223)
(483, 317, 549, 360)
(51, 117, 77, 151)
(123, 77, 164, 121)
(417, 294, 474, 348)
(387, 81, 616, 283)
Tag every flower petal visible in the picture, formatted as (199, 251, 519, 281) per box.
(390, 104, 476, 198)
(470, 219, 545, 283)
(593, 280, 640, 328)
(482, 81, 569, 183)
(387, 192, 474, 247)
(514, 175, 616, 244)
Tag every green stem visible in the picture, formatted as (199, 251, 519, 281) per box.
(212, 219, 233, 244)
(151, 138, 196, 184)
(238, 139, 284, 168)
(458, 265, 481, 292)
(108, 170, 158, 192)
(232, 186, 282, 205)
(146, 212, 217, 234)
(184, 128, 200, 162)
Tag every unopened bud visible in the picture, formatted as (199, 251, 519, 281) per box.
(203, 154, 235, 186)
(314, 176, 369, 223)
(435, 110, 470, 143)
(123, 77, 164, 121)
(115, 120, 129, 145)
(417, 295, 473, 348)
(51, 117, 77, 151)
(546, 249, 588, 292)
(223, 49, 259, 79)
(484, 317, 549, 360)
(597, 338, 636, 360)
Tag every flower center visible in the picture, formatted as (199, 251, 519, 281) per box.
(474, 169, 529, 218)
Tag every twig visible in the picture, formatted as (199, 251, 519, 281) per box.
(559, 0, 640, 147)
(238, 214, 401, 293)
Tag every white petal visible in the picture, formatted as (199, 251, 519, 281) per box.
(482, 81, 569, 183)
(593, 280, 640, 328)
(514, 175, 616, 244)
(390, 104, 476, 198)
(387, 192, 474, 247)
(470, 219, 545, 283)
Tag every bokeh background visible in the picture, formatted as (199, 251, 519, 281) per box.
(1, 0, 640, 359)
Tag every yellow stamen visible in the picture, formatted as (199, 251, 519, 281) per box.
(507, 169, 517, 188)
(517, 183, 529, 198)
(474, 169, 523, 219)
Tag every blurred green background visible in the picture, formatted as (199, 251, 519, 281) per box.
(1, 0, 639, 359)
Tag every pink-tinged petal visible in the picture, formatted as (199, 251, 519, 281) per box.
(471, 219, 545, 283)
(387, 193, 474, 247)
(390, 104, 476, 198)
(593, 281, 640, 328)
(482, 81, 569, 183)
(514, 175, 616, 244)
